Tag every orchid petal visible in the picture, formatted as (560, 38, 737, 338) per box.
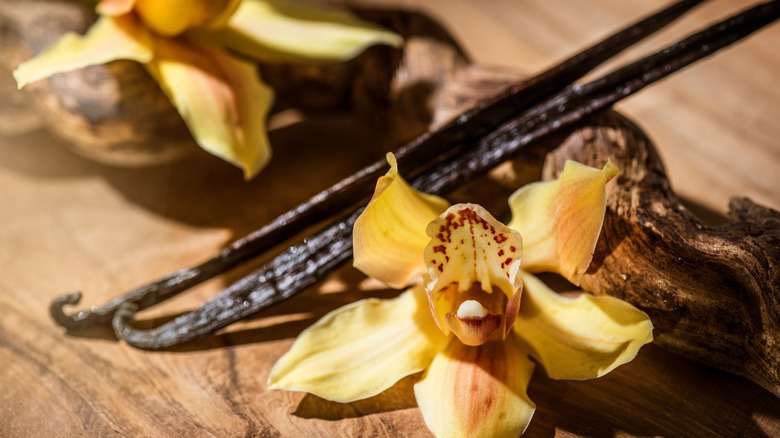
(268, 286, 448, 402)
(13, 15, 153, 88)
(507, 160, 618, 285)
(414, 338, 536, 438)
(96, 0, 136, 16)
(144, 37, 273, 179)
(353, 153, 449, 288)
(513, 272, 653, 380)
(210, 0, 403, 63)
(134, 0, 239, 36)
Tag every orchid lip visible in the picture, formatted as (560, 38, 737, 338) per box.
(440, 285, 510, 346)
(445, 311, 502, 346)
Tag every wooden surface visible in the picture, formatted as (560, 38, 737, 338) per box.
(1, 0, 779, 436)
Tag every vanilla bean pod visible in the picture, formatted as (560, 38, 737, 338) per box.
(111, 0, 780, 349)
(49, 0, 705, 331)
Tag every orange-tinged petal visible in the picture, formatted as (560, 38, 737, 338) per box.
(268, 286, 449, 403)
(96, 0, 136, 16)
(144, 37, 273, 179)
(507, 160, 618, 285)
(414, 338, 536, 438)
(424, 204, 523, 343)
(353, 153, 449, 288)
(135, 0, 239, 36)
(13, 15, 153, 88)
(513, 272, 653, 380)
(210, 0, 402, 63)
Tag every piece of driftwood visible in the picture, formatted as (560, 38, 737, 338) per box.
(3, 0, 778, 399)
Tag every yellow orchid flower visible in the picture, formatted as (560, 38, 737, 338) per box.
(268, 154, 653, 437)
(13, 0, 402, 179)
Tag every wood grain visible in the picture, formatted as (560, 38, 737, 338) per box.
(1, 0, 779, 436)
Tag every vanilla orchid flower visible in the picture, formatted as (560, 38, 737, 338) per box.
(13, 0, 401, 179)
(268, 154, 653, 437)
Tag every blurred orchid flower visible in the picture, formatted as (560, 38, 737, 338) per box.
(13, 0, 402, 179)
(268, 154, 653, 437)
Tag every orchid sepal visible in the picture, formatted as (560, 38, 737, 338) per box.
(144, 36, 274, 179)
(13, 14, 153, 89)
(211, 0, 403, 63)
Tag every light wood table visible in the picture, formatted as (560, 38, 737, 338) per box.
(1, 0, 778, 436)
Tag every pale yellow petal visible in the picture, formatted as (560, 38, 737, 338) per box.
(13, 15, 153, 88)
(96, 0, 136, 16)
(134, 0, 239, 36)
(210, 0, 403, 63)
(144, 37, 273, 179)
(414, 338, 536, 438)
(424, 204, 524, 343)
(513, 272, 653, 380)
(268, 286, 449, 402)
(353, 153, 449, 288)
(507, 160, 618, 285)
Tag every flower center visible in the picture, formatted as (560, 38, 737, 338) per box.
(423, 204, 524, 346)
